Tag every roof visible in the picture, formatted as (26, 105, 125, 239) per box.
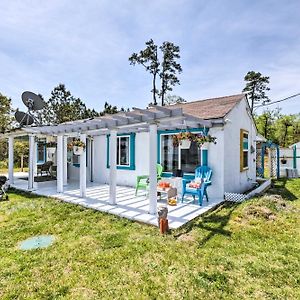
(170, 94, 245, 120)
(1, 93, 246, 138)
(256, 133, 267, 142)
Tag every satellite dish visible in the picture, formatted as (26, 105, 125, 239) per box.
(22, 91, 45, 111)
(15, 111, 34, 126)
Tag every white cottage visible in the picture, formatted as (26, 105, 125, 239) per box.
(2, 94, 257, 226)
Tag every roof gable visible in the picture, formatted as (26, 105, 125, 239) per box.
(169, 94, 245, 120)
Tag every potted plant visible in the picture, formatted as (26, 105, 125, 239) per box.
(194, 133, 217, 149)
(172, 132, 217, 149)
(281, 156, 287, 164)
(69, 139, 86, 155)
(172, 132, 195, 149)
(46, 141, 57, 154)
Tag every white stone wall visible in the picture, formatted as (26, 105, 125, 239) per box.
(92, 132, 150, 187)
(223, 98, 257, 194)
(206, 127, 225, 199)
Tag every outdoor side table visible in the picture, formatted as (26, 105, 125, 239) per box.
(157, 186, 177, 200)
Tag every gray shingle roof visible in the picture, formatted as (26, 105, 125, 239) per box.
(169, 94, 245, 120)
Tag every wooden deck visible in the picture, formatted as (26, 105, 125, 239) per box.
(10, 174, 223, 229)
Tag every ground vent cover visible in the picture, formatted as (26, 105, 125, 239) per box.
(19, 235, 55, 250)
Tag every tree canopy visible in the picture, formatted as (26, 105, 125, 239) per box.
(255, 109, 300, 147)
(0, 93, 12, 133)
(129, 39, 182, 106)
(41, 84, 100, 125)
(243, 71, 270, 113)
(164, 95, 186, 105)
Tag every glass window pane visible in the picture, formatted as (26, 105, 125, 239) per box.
(181, 141, 201, 173)
(161, 135, 178, 172)
(37, 143, 45, 162)
(243, 151, 248, 168)
(117, 136, 130, 166)
(243, 133, 249, 150)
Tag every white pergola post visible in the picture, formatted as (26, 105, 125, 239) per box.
(8, 136, 14, 184)
(57, 135, 64, 193)
(109, 129, 117, 204)
(149, 123, 158, 215)
(80, 133, 87, 198)
(33, 138, 38, 176)
(28, 135, 35, 191)
(63, 136, 68, 186)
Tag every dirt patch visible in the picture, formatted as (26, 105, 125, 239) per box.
(177, 233, 196, 243)
(245, 205, 276, 220)
(263, 194, 295, 212)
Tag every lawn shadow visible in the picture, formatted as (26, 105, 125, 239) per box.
(268, 179, 298, 201)
(174, 201, 240, 247)
(8, 187, 44, 199)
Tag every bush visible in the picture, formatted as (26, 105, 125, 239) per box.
(0, 159, 8, 169)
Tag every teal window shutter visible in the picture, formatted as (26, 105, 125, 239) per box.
(202, 149, 208, 166)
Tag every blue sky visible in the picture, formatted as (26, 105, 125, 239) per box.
(1, 0, 299, 114)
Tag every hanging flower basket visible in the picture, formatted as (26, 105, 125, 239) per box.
(173, 132, 217, 149)
(73, 146, 84, 155)
(68, 139, 86, 155)
(180, 139, 191, 149)
(47, 147, 56, 154)
(46, 142, 57, 154)
(281, 157, 287, 164)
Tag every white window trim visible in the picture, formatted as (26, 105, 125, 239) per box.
(160, 132, 201, 172)
(117, 135, 131, 167)
(241, 130, 249, 170)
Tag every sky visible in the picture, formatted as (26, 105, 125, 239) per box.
(0, 0, 300, 115)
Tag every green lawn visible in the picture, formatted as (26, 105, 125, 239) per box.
(0, 179, 299, 299)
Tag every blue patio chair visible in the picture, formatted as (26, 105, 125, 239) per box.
(181, 166, 212, 206)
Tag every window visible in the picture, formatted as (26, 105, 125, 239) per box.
(37, 141, 46, 164)
(161, 133, 201, 173)
(240, 129, 249, 171)
(106, 133, 136, 170)
(117, 136, 130, 166)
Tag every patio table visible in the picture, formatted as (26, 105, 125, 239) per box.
(157, 186, 177, 200)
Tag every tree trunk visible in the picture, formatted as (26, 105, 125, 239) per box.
(152, 73, 157, 105)
(161, 75, 166, 106)
(283, 125, 288, 147)
(251, 91, 255, 113)
(264, 115, 268, 139)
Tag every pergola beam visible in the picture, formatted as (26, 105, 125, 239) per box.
(12, 107, 213, 136)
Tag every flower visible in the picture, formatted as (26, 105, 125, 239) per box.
(68, 139, 86, 150)
(172, 132, 216, 147)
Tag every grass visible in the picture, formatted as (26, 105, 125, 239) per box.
(0, 179, 299, 299)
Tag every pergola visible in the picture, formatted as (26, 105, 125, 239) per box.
(5, 105, 214, 215)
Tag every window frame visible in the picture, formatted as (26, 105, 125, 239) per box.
(240, 129, 249, 172)
(117, 135, 131, 167)
(159, 130, 203, 175)
(106, 133, 136, 170)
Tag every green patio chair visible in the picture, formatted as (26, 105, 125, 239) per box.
(135, 164, 163, 196)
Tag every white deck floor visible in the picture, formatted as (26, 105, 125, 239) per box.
(9, 174, 223, 229)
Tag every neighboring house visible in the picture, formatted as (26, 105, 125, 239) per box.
(2, 94, 257, 207)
